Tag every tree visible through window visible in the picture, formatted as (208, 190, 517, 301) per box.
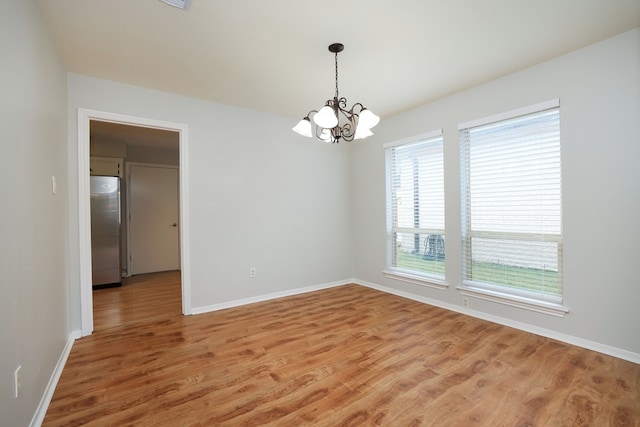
(459, 100, 562, 303)
(385, 131, 445, 281)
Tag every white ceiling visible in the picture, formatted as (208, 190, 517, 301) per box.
(38, 0, 639, 122)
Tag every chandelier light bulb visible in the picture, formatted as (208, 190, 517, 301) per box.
(313, 106, 339, 129)
(358, 108, 380, 130)
(354, 125, 374, 140)
(292, 117, 313, 137)
(318, 127, 333, 142)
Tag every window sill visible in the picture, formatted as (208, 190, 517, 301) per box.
(383, 270, 448, 290)
(457, 284, 569, 317)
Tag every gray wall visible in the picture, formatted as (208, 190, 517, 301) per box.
(67, 74, 353, 328)
(0, 1, 70, 425)
(351, 28, 640, 356)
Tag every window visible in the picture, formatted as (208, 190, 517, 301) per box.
(459, 100, 564, 310)
(385, 131, 445, 287)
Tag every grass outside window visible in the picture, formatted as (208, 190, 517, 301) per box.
(396, 251, 559, 296)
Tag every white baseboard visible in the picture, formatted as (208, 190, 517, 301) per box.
(30, 330, 81, 427)
(353, 278, 640, 365)
(191, 280, 350, 315)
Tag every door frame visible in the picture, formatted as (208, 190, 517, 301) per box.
(78, 108, 192, 337)
(126, 162, 180, 276)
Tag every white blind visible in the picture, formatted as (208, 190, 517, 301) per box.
(460, 102, 562, 302)
(385, 132, 445, 278)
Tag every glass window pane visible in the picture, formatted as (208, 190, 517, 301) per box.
(469, 237, 559, 295)
(393, 232, 445, 276)
(460, 103, 562, 302)
(386, 133, 445, 281)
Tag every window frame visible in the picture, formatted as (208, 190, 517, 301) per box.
(458, 99, 568, 316)
(383, 130, 447, 290)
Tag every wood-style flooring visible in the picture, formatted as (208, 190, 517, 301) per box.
(44, 277, 640, 426)
(92, 271, 182, 332)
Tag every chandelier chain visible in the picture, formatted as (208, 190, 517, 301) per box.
(334, 51, 339, 100)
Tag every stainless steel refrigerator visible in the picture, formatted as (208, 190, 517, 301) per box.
(90, 176, 122, 287)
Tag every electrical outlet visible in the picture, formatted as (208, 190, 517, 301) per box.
(249, 267, 256, 278)
(463, 298, 469, 308)
(14, 365, 22, 399)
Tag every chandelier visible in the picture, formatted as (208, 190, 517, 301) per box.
(293, 43, 379, 143)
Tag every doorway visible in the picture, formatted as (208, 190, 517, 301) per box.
(78, 109, 192, 336)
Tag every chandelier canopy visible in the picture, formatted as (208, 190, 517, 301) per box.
(293, 43, 379, 143)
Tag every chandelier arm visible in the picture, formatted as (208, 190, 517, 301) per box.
(336, 97, 348, 112)
(349, 102, 366, 114)
(341, 122, 355, 142)
(304, 109, 318, 121)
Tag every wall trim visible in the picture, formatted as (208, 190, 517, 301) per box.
(191, 280, 350, 315)
(353, 278, 640, 365)
(30, 330, 81, 427)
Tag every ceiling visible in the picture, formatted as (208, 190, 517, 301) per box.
(38, 0, 639, 122)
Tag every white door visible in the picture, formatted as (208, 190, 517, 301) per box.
(129, 165, 180, 275)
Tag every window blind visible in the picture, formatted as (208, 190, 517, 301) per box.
(459, 101, 562, 302)
(385, 132, 445, 280)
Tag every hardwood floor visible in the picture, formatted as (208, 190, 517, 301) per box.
(44, 283, 639, 426)
(92, 271, 182, 331)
